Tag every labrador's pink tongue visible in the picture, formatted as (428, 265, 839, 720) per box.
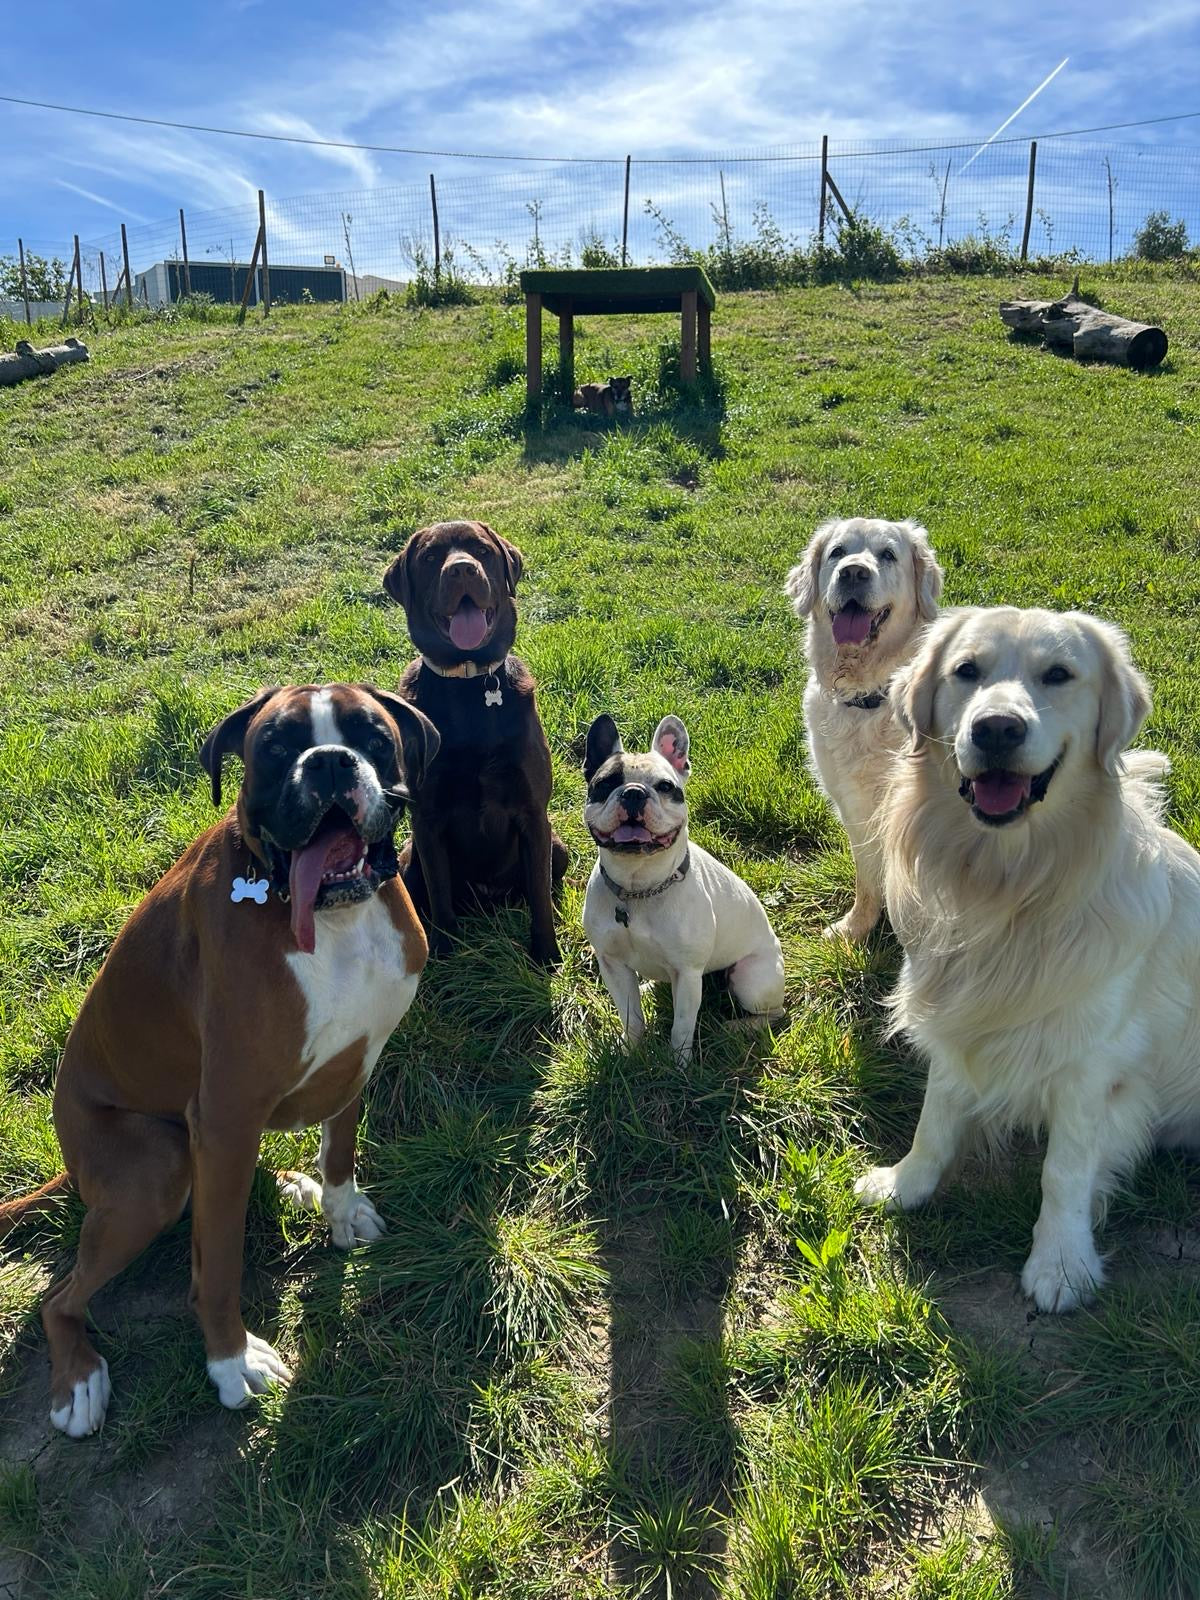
(449, 598, 488, 651)
(287, 825, 358, 954)
(972, 772, 1031, 817)
(832, 606, 873, 647)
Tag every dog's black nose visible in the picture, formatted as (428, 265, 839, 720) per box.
(971, 713, 1027, 754)
(305, 748, 357, 770)
(840, 562, 871, 586)
(620, 785, 649, 817)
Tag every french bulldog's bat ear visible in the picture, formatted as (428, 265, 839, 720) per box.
(362, 687, 441, 796)
(382, 526, 429, 611)
(652, 715, 691, 779)
(479, 523, 524, 597)
(199, 687, 282, 807)
(584, 714, 623, 781)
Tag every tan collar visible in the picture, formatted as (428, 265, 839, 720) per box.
(420, 654, 507, 680)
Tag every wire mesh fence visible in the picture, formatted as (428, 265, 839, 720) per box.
(9, 133, 1200, 309)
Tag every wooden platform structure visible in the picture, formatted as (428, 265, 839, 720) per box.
(519, 267, 716, 403)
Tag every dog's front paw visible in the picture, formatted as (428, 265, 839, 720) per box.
(277, 1170, 323, 1212)
(1021, 1237, 1104, 1313)
(823, 908, 878, 944)
(207, 1333, 291, 1409)
(322, 1184, 387, 1251)
(854, 1159, 937, 1212)
(49, 1356, 112, 1438)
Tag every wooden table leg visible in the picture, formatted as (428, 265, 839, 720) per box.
(680, 289, 697, 381)
(525, 292, 542, 404)
(698, 297, 711, 373)
(558, 299, 574, 401)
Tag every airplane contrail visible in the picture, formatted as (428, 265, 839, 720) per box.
(958, 57, 1069, 174)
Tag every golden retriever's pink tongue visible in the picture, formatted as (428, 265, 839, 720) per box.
(288, 823, 360, 953)
(972, 772, 1032, 816)
(832, 606, 873, 647)
(449, 598, 488, 651)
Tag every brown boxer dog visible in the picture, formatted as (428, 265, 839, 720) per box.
(382, 520, 566, 965)
(0, 684, 437, 1437)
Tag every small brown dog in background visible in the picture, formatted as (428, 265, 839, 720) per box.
(573, 376, 633, 419)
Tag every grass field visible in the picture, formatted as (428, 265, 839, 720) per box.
(1, 271, 1199, 1599)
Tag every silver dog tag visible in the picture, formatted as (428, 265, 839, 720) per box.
(484, 674, 503, 709)
(231, 875, 269, 905)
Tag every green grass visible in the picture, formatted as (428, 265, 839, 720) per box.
(2, 271, 1200, 1598)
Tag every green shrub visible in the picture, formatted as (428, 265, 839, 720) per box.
(1134, 210, 1191, 261)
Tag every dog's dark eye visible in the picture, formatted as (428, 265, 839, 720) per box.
(1042, 665, 1073, 686)
(268, 741, 290, 758)
(880, 547, 897, 563)
(654, 780, 681, 798)
(366, 734, 390, 753)
(954, 660, 980, 681)
(828, 545, 846, 561)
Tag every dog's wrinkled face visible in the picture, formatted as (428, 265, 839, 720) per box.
(583, 713, 690, 854)
(382, 520, 523, 667)
(200, 684, 439, 952)
(896, 607, 1151, 829)
(785, 517, 942, 662)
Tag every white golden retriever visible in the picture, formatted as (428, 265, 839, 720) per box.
(785, 518, 943, 940)
(855, 605, 1200, 1312)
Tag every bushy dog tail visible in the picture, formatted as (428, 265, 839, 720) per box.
(0, 1172, 71, 1241)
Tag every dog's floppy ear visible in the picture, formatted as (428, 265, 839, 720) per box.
(362, 687, 441, 797)
(892, 612, 965, 754)
(584, 714, 623, 782)
(652, 715, 691, 779)
(381, 526, 430, 611)
(199, 687, 282, 807)
(905, 521, 944, 623)
(480, 523, 524, 597)
(1075, 615, 1151, 774)
(783, 520, 837, 618)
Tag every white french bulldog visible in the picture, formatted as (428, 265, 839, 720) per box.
(581, 713, 786, 1062)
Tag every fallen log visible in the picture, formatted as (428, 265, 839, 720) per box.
(0, 337, 90, 386)
(999, 279, 1167, 371)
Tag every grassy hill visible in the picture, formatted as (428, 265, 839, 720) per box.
(2, 274, 1199, 1599)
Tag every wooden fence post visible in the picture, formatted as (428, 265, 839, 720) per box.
(179, 207, 191, 297)
(61, 235, 80, 326)
(237, 224, 264, 324)
(621, 154, 631, 266)
(258, 189, 270, 315)
(429, 174, 441, 285)
(1020, 140, 1038, 262)
(99, 250, 109, 312)
(17, 237, 31, 325)
(121, 223, 133, 308)
(74, 236, 86, 323)
(818, 134, 829, 245)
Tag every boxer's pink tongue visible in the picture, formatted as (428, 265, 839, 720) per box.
(832, 606, 873, 647)
(448, 598, 488, 651)
(971, 772, 1031, 816)
(287, 823, 360, 953)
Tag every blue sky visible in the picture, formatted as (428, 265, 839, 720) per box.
(3, 0, 1198, 272)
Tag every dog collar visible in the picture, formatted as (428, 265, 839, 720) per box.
(841, 687, 888, 711)
(420, 654, 507, 680)
(599, 849, 691, 926)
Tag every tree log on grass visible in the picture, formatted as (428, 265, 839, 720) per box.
(999, 279, 1167, 371)
(0, 337, 89, 386)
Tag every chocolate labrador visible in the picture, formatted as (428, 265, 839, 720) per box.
(382, 520, 567, 964)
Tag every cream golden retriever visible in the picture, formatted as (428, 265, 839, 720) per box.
(785, 518, 942, 940)
(855, 605, 1199, 1312)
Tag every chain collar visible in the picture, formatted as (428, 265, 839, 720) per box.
(599, 847, 691, 906)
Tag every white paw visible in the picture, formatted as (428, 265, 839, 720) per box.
(278, 1171, 323, 1211)
(49, 1357, 111, 1438)
(322, 1182, 387, 1251)
(854, 1160, 937, 1212)
(207, 1332, 291, 1409)
(823, 910, 876, 943)
(1021, 1238, 1104, 1314)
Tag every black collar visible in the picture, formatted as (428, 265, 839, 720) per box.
(841, 687, 888, 711)
(599, 848, 691, 911)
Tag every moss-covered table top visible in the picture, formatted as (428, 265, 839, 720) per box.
(518, 266, 716, 316)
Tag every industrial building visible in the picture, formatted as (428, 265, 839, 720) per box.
(133, 258, 347, 308)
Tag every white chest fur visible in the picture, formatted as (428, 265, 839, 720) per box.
(285, 893, 417, 1089)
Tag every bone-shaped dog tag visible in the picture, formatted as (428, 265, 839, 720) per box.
(231, 875, 269, 905)
(484, 674, 503, 709)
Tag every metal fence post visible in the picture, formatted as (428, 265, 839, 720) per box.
(1020, 140, 1038, 262)
(818, 134, 829, 245)
(621, 154, 631, 266)
(258, 189, 270, 315)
